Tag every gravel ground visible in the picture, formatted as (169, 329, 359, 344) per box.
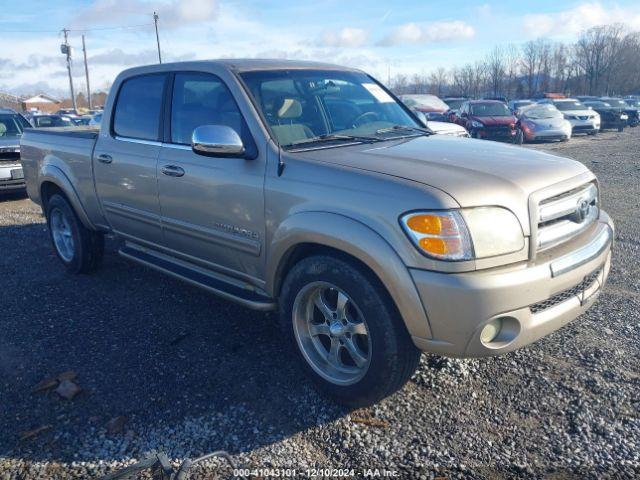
(1, 129, 639, 479)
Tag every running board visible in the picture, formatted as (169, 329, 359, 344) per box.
(119, 245, 277, 311)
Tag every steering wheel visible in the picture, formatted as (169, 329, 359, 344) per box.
(350, 111, 379, 128)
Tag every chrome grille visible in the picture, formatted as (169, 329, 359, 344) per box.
(530, 268, 601, 314)
(536, 182, 598, 250)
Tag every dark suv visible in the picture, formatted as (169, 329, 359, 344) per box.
(453, 100, 519, 142)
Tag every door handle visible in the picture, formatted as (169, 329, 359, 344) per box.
(97, 154, 113, 164)
(161, 165, 185, 177)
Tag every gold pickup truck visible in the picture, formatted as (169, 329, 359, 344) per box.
(20, 60, 613, 406)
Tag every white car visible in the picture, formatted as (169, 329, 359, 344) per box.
(427, 120, 470, 137)
(539, 99, 600, 135)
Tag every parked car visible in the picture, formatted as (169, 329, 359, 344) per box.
(517, 104, 571, 142)
(539, 99, 600, 135)
(88, 112, 103, 126)
(21, 60, 614, 406)
(442, 97, 468, 121)
(399, 94, 449, 121)
(73, 116, 93, 126)
(426, 120, 469, 137)
(452, 100, 519, 142)
(483, 96, 508, 103)
(31, 114, 75, 128)
(582, 100, 628, 132)
(508, 99, 534, 115)
(0, 108, 30, 192)
(55, 108, 80, 117)
(599, 97, 639, 127)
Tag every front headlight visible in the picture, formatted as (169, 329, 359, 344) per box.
(621, 114, 629, 120)
(470, 120, 484, 128)
(400, 208, 524, 261)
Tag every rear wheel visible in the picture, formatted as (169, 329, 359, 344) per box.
(618, 125, 624, 132)
(46, 194, 104, 273)
(279, 255, 421, 407)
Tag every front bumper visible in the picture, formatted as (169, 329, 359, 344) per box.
(0, 162, 25, 191)
(568, 118, 600, 134)
(409, 213, 614, 357)
(474, 127, 517, 141)
(525, 128, 570, 142)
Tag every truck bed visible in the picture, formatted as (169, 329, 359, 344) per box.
(23, 126, 99, 139)
(20, 126, 104, 225)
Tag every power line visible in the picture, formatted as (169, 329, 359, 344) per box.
(0, 23, 153, 33)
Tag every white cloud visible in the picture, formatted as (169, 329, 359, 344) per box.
(319, 27, 368, 48)
(523, 2, 640, 37)
(72, 0, 219, 29)
(379, 20, 475, 46)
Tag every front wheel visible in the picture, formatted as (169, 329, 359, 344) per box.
(279, 255, 421, 407)
(618, 125, 624, 132)
(46, 194, 104, 273)
(513, 129, 524, 145)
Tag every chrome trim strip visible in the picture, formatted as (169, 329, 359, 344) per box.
(161, 143, 192, 151)
(102, 201, 161, 226)
(550, 226, 611, 277)
(161, 216, 261, 256)
(538, 207, 599, 250)
(539, 183, 597, 223)
(114, 136, 162, 147)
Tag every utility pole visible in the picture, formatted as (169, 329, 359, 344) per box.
(153, 12, 162, 64)
(61, 29, 77, 112)
(82, 35, 92, 109)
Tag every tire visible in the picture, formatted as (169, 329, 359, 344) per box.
(513, 129, 524, 145)
(618, 126, 624, 132)
(45, 194, 104, 274)
(279, 255, 421, 407)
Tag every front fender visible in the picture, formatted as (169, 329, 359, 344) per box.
(39, 164, 96, 230)
(266, 211, 432, 340)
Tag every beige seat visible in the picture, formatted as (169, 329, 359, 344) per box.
(270, 98, 315, 145)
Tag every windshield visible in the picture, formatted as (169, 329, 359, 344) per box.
(444, 98, 465, 110)
(585, 101, 610, 108)
(625, 99, 640, 107)
(0, 114, 27, 138)
(469, 103, 512, 116)
(35, 116, 73, 127)
(554, 101, 586, 111)
(605, 99, 627, 107)
(522, 104, 562, 119)
(240, 69, 420, 148)
(402, 95, 448, 111)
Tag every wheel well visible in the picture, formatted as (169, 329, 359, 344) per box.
(275, 243, 398, 312)
(40, 181, 65, 211)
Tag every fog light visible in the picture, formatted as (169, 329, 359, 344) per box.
(480, 318, 503, 344)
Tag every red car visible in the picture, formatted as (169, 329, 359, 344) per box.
(452, 100, 520, 142)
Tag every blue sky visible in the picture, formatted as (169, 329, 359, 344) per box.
(2, 0, 640, 97)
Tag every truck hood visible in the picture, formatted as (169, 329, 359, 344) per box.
(292, 135, 591, 235)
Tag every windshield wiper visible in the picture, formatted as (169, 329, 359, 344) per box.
(374, 125, 433, 137)
(288, 133, 381, 148)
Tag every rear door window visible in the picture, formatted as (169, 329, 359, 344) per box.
(113, 74, 166, 141)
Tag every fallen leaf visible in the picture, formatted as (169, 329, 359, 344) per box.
(57, 370, 77, 382)
(32, 377, 59, 393)
(55, 379, 81, 400)
(106, 416, 127, 435)
(351, 417, 390, 428)
(19, 425, 52, 442)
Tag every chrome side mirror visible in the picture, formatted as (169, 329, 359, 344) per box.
(192, 125, 245, 157)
